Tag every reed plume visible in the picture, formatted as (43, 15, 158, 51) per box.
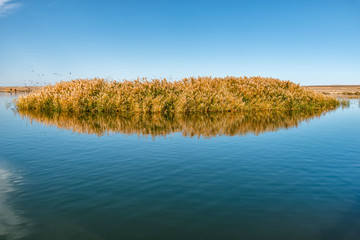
(16, 76, 340, 114)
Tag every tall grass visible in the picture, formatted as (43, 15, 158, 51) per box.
(17, 76, 340, 114)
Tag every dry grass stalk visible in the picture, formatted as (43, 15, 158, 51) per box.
(17, 77, 341, 114)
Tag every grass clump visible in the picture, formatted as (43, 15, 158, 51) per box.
(16, 76, 340, 114)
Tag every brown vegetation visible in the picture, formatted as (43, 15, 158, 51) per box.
(16, 77, 340, 113)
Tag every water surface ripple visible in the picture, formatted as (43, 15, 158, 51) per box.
(0, 93, 359, 240)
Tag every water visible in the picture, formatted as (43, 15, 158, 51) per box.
(0, 93, 359, 240)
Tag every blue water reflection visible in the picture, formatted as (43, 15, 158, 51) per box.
(0, 93, 359, 240)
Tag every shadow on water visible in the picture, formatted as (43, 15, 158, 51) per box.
(16, 109, 335, 138)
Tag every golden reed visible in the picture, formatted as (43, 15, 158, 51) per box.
(17, 76, 340, 114)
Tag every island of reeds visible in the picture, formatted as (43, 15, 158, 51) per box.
(16, 76, 341, 114)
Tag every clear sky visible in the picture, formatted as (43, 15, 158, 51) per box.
(0, 0, 359, 86)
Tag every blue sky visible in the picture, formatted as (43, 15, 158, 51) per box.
(0, 0, 359, 86)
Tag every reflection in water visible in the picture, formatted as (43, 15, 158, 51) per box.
(18, 109, 333, 137)
(0, 163, 28, 239)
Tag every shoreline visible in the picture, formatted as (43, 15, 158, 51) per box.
(0, 86, 42, 92)
(303, 85, 360, 98)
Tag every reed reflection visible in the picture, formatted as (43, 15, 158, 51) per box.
(18, 109, 332, 138)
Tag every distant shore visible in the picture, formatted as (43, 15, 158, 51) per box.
(303, 85, 360, 97)
(1, 85, 360, 97)
(0, 86, 41, 92)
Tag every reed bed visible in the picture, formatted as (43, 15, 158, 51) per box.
(18, 109, 331, 138)
(16, 77, 340, 114)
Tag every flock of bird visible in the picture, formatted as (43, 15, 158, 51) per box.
(25, 65, 73, 87)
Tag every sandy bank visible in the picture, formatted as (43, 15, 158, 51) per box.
(303, 85, 360, 97)
(0, 86, 41, 92)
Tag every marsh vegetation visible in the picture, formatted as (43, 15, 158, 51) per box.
(16, 77, 341, 114)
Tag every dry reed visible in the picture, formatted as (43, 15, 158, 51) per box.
(16, 77, 340, 114)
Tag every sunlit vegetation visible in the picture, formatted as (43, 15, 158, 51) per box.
(18, 109, 332, 138)
(17, 77, 341, 114)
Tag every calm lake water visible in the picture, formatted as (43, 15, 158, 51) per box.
(0, 93, 359, 240)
